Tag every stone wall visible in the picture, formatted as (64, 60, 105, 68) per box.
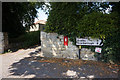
(80, 48, 97, 61)
(0, 32, 4, 53)
(0, 32, 9, 53)
(41, 31, 97, 60)
(40, 31, 78, 59)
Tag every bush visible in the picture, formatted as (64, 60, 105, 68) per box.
(102, 30, 120, 63)
(9, 31, 40, 49)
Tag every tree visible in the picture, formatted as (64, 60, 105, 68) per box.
(2, 2, 44, 37)
(102, 2, 120, 63)
(45, 2, 110, 43)
(77, 12, 119, 38)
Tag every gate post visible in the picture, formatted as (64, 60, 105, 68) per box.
(0, 32, 4, 53)
(0, 32, 9, 53)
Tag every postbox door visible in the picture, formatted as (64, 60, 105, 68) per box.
(64, 36, 68, 46)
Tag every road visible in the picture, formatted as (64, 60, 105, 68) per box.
(0, 46, 41, 79)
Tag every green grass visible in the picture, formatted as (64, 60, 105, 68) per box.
(9, 31, 40, 49)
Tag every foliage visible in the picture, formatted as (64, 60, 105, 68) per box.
(2, 2, 44, 38)
(45, 2, 120, 63)
(9, 31, 40, 49)
(45, 2, 109, 43)
(45, 2, 109, 44)
(102, 31, 120, 63)
(102, 2, 120, 63)
(77, 12, 119, 38)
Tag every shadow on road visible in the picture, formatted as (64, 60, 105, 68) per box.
(8, 46, 119, 79)
(8, 46, 68, 78)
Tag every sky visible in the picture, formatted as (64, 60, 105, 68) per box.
(34, 8, 48, 23)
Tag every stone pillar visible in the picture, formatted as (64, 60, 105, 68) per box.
(0, 32, 9, 53)
(0, 32, 4, 53)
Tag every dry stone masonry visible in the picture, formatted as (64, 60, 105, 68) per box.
(80, 48, 97, 61)
(0, 32, 9, 53)
(40, 31, 78, 59)
(40, 31, 97, 61)
(0, 32, 4, 53)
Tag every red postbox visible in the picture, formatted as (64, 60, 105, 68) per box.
(64, 36, 68, 46)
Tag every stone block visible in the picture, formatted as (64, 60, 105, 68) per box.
(57, 41, 62, 45)
(86, 50, 91, 54)
(52, 47, 58, 51)
(41, 31, 47, 39)
(47, 33, 58, 40)
(58, 47, 62, 50)
(69, 54, 76, 59)
(59, 35, 64, 39)
(54, 54, 63, 58)
(41, 48, 54, 57)
(80, 50, 97, 61)
(62, 54, 70, 58)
